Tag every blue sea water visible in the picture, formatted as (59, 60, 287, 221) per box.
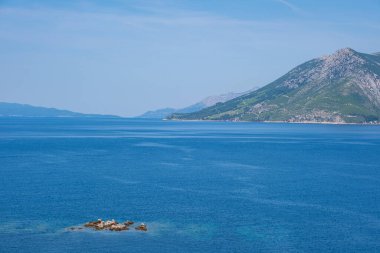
(0, 117, 380, 253)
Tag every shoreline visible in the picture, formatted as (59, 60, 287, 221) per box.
(166, 118, 380, 125)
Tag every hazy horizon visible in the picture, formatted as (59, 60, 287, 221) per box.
(1, 0, 379, 117)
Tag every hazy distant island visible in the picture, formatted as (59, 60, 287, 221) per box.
(0, 102, 119, 118)
(169, 48, 380, 124)
(138, 89, 257, 119)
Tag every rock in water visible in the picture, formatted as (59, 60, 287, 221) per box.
(75, 219, 146, 232)
(124, 220, 134, 226)
(84, 219, 102, 228)
(109, 223, 129, 231)
(135, 223, 148, 231)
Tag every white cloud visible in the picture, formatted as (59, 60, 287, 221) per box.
(275, 0, 306, 15)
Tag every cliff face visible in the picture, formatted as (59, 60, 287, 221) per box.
(170, 48, 380, 123)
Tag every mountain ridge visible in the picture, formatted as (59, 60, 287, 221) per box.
(0, 102, 119, 118)
(170, 48, 380, 124)
(138, 89, 258, 119)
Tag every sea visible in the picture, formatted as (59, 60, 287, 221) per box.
(0, 117, 379, 253)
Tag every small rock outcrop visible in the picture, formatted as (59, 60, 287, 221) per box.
(79, 219, 147, 232)
(135, 223, 147, 231)
(124, 220, 134, 226)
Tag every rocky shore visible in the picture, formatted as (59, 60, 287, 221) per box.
(69, 219, 147, 232)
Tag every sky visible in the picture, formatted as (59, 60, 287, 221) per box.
(0, 0, 379, 117)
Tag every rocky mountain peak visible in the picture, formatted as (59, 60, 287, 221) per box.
(321, 47, 362, 64)
(318, 47, 366, 79)
(335, 47, 356, 55)
(283, 48, 365, 89)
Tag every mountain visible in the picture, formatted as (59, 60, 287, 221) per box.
(0, 102, 119, 118)
(138, 107, 178, 119)
(138, 90, 257, 119)
(170, 48, 380, 124)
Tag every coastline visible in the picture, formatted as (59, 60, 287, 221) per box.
(165, 118, 380, 125)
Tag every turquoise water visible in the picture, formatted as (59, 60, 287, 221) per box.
(0, 117, 380, 252)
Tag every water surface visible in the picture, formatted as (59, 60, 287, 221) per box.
(0, 118, 379, 252)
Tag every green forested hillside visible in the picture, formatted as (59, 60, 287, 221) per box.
(170, 48, 380, 123)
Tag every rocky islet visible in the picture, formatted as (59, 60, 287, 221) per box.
(69, 219, 147, 232)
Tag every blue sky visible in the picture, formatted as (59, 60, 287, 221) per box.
(0, 0, 379, 116)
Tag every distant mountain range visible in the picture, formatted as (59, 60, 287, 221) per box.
(0, 102, 118, 118)
(138, 89, 257, 119)
(170, 48, 380, 124)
